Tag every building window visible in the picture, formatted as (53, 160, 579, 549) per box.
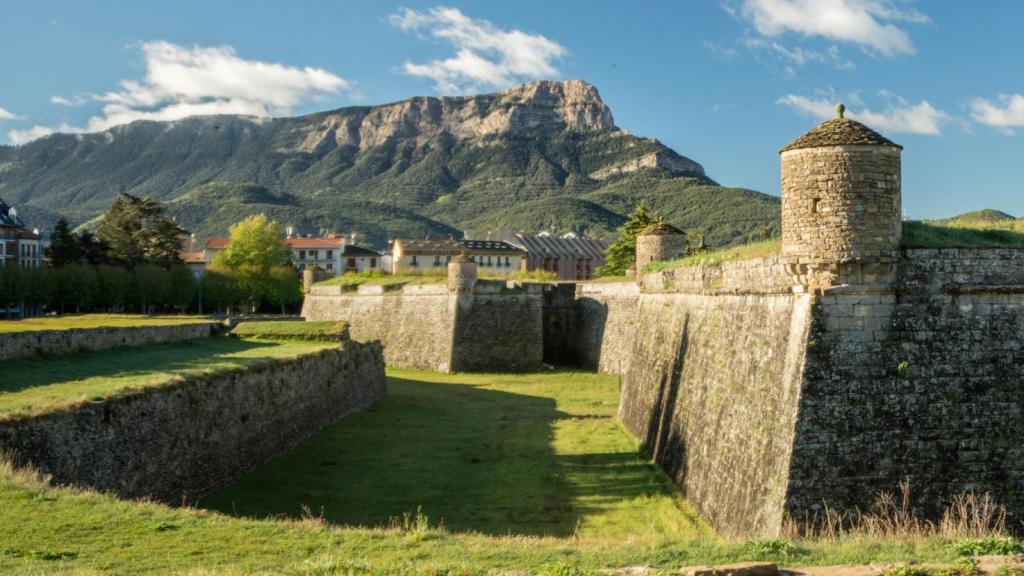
(370, 257, 377, 267)
(326, 263, 333, 271)
(411, 255, 418, 266)
(347, 258, 356, 269)
(434, 255, 441, 266)
(326, 250, 333, 260)
(299, 250, 306, 260)
(487, 256, 492, 266)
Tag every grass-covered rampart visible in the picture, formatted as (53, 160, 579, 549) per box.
(0, 314, 213, 333)
(0, 336, 333, 420)
(230, 320, 349, 341)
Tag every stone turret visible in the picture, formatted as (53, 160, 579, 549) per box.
(780, 104, 902, 289)
(448, 252, 478, 292)
(635, 222, 687, 271)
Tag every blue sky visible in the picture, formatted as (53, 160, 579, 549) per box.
(1, 1, 1022, 219)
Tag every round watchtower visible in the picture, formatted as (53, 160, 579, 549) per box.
(448, 252, 478, 294)
(635, 222, 687, 270)
(780, 104, 902, 268)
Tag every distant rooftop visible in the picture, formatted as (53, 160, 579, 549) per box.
(0, 198, 26, 229)
(639, 222, 684, 236)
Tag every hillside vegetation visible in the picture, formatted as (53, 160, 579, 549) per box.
(0, 81, 780, 248)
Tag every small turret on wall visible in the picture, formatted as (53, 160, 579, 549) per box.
(448, 252, 478, 311)
(780, 104, 903, 290)
(635, 222, 687, 273)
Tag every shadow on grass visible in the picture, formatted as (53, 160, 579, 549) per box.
(0, 337, 278, 395)
(201, 373, 669, 537)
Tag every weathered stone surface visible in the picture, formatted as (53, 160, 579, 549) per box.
(301, 281, 543, 372)
(573, 281, 640, 374)
(0, 322, 221, 361)
(618, 292, 812, 538)
(683, 562, 778, 576)
(0, 340, 385, 503)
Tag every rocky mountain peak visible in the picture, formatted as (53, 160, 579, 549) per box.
(297, 80, 617, 152)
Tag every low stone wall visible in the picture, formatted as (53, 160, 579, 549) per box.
(0, 321, 221, 361)
(618, 292, 812, 537)
(0, 340, 385, 503)
(640, 256, 792, 294)
(302, 282, 544, 372)
(574, 281, 640, 374)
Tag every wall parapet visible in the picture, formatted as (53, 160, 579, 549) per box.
(638, 256, 794, 295)
(0, 322, 221, 362)
(0, 340, 385, 503)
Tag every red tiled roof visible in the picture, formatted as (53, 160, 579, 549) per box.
(205, 238, 229, 249)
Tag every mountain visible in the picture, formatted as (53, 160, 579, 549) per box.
(0, 80, 780, 248)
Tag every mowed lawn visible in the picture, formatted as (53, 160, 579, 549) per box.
(0, 314, 212, 333)
(202, 369, 705, 541)
(0, 337, 334, 418)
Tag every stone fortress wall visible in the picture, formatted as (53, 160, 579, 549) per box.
(0, 339, 386, 503)
(0, 321, 222, 361)
(302, 271, 544, 373)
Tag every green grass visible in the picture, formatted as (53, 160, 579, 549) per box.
(314, 270, 446, 288)
(0, 337, 333, 420)
(643, 238, 782, 272)
(230, 321, 348, 341)
(902, 220, 1024, 248)
(0, 369, 967, 575)
(202, 369, 701, 540)
(0, 314, 212, 333)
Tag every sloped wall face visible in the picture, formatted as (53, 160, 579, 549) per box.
(302, 286, 455, 371)
(0, 322, 221, 361)
(451, 290, 544, 372)
(574, 282, 640, 373)
(789, 249, 1024, 525)
(618, 292, 812, 537)
(0, 341, 385, 503)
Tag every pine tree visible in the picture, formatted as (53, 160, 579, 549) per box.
(598, 200, 660, 276)
(47, 218, 81, 267)
(97, 192, 182, 267)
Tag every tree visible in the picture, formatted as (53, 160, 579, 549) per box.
(201, 263, 243, 315)
(167, 265, 197, 312)
(598, 199, 661, 276)
(132, 265, 169, 314)
(77, 231, 110, 266)
(213, 214, 292, 312)
(265, 265, 302, 314)
(48, 218, 81, 267)
(97, 192, 182, 267)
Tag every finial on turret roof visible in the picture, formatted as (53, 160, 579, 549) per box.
(836, 103, 846, 119)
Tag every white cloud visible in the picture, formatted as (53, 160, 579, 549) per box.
(50, 95, 89, 107)
(0, 107, 21, 120)
(778, 92, 950, 135)
(969, 94, 1024, 134)
(734, 0, 927, 57)
(389, 7, 567, 93)
(8, 123, 82, 145)
(9, 41, 348, 145)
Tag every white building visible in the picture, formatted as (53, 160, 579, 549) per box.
(391, 238, 525, 275)
(200, 235, 382, 277)
(0, 199, 44, 269)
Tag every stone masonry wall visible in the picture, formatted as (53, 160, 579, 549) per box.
(0, 340, 385, 503)
(782, 145, 901, 264)
(618, 292, 812, 537)
(302, 282, 544, 372)
(574, 281, 640, 374)
(788, 249, 1024, 526)
(0, 322, 221, 361)
(302, 284, 455, 371)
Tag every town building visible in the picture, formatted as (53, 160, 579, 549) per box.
(198, 234, 381, 277)
(391, 238, 525, 275)
(468, 230, 609, 281)
(0, 199, 44, 270)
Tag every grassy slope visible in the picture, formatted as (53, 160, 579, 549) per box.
(0, 314, 212, 333)
(0, 369, 960, 575)
(230, 321, 348, 341)
(0, 337, 332, 419)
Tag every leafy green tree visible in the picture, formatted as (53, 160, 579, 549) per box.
(77, 231, 110, 266)
(94, 265, 131, 312)
(167, 265, 197, 312)
(98, 192, 182, 267)
(213, 214, 292, 312)
(132, 265, 169, 314)
(265, 265, 302, 314)
(48, 218, 81, 267)
(598, 200, 661, 276)
(201, 264, 243, 315)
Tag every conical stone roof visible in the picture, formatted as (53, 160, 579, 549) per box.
(780, 104, 901, 152)
(639, 222, 684, 236)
